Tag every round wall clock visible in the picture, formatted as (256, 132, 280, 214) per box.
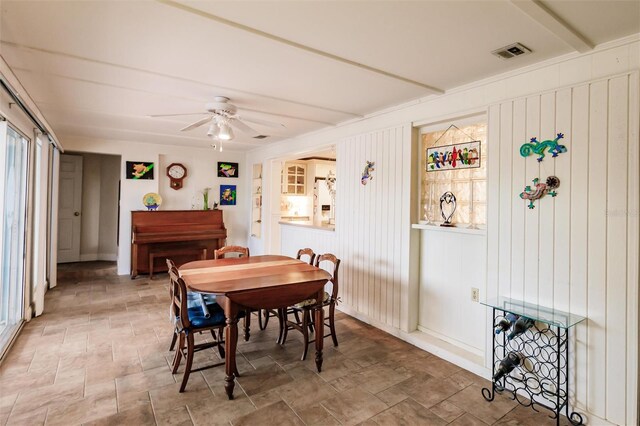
(166, 163, 187, 190)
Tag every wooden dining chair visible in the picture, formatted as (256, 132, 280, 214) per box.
(213, 246, 254, 340)
(214, 245, 250, 259)
(274, 248, 318, 343)
(280, 253, 341, 360)
(167, 261, 239, 392)
(296, 248, 316, 265)
(167, 259, 216, 352)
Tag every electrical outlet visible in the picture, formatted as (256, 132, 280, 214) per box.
(471, 287, 479, 302)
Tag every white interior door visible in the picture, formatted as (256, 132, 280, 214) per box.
(57, 154, 82, 263)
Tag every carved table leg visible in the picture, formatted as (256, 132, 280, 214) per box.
(223, 300, 239, 400)
(314, 289, 324, 372)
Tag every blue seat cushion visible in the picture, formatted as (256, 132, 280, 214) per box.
(187, 303, 246, 329)
(188, 303, 226, 328)
(186, 292, 216, 309)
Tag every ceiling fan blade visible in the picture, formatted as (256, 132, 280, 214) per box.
(240, 116, 285, 129)
(229, 119, 265, 138)
(148, 112, 206, 117)
(180, 115, 212, 132)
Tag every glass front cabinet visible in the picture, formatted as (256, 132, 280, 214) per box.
(281, 162, 306, 195)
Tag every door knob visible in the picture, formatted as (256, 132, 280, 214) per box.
(74, 211, 80, 216)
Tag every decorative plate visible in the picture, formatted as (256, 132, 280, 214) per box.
(142, 192, 162, 211)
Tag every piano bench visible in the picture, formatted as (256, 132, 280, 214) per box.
(149, 248, 207, 279)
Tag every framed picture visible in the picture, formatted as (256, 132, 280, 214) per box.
(126, 161, 154, 180)
(218, 162, 239, 178)
(426, 141, 481, 172)
(220, 184, 237, 206)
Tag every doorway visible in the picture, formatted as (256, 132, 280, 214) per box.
(57, 152, 121, 264)
(0, 123, 29, 351)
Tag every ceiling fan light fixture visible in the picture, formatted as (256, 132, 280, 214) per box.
(207, 122, 219, 138)
(218, 121, 234, 140)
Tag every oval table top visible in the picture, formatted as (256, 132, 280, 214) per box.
(178, 254, 331, 295)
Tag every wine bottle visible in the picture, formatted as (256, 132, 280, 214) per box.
(493, 351, 522, 382)
(494, 313, 519, 334)
(507, 316, 535, 340)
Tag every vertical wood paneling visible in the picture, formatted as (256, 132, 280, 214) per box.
(569, 83, 589, 411)
(511, 98, 527, 300)
(587, 80, 608, 418)
(372, 132, 380, 321)
(626, 73, 639, 426)
(498, 102, 513, 298)
(524, 95, 541, 305)
(486, 104, 501, 366)
(538, 92, 556, 307)
(387, 129, 397, 324)
(394, 126, 403, 329)
(362, 133, 371, 317)
(325, 125, 409, 329)
(488, 73, 638, 424)
(605, 75, 629, 423)
(553, 88, 572, 313)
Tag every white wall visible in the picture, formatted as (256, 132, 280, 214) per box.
(61, 137, 247, 275)
(487, 73, 639, 425)
(248, 36, 640, 425)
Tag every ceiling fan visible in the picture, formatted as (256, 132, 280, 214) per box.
(149, 96, 284, 142)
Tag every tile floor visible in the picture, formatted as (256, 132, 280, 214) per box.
(0, 262, 573, 425)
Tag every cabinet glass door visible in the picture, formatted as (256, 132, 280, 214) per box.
(0, 125, 29, 353)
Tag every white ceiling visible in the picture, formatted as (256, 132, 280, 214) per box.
(0, 0, 638, 151)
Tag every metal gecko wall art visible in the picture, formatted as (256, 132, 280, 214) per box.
(520, 133, 567, 162)
(361, 161, 375, 185)
(519, 176, 560, 209)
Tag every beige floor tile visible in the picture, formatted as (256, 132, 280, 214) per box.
(294, 403, 340, 425)
(0, 393, 18, 425)
(115, 365, 175, 395)
(492, 404, 573, 426)
(445, 384, 517, 424)
(321, 388, 388, 426)
(45, 387, 117, 426)
(86, 358, 143, 388)
(429, 399, 465, 423)
(117, 390, 151, 412)
(84, 404, 156, 426)
(346, 363, 413, 394)
(11, 377, 85, 415)
(386, 373, 466, 409)
(236, 362, 294, 396)
(231, 400, 304, 426)
(149, 373, 213, 413)
(448, 412, 490, 425)
(6, 405, 48, 426)
(154, 405, 194, 426)
(367, 398, 447, 426)
(187, 392, 256, 426)
(265, 374, 338, 411)
(375, 387, 409, 406)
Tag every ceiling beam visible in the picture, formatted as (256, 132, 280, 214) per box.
(157, 0, 444, 95)
(1, 41, 362, 119)
(510, 0, 594, 53)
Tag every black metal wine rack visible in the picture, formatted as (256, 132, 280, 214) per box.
(481, 307, 584, 425)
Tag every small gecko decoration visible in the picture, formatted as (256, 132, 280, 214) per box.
(361, 161, 375, 185)
(520, 176, 560, 209)
(520, 133, 567, 162)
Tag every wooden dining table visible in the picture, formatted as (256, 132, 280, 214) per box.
(178, 255, 332, 399)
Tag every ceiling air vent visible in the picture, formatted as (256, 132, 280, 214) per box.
(492, 43, 532, 60)
(253, 135, 268, 139)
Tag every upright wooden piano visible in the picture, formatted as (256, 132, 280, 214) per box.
(131, 210, 227, 278)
